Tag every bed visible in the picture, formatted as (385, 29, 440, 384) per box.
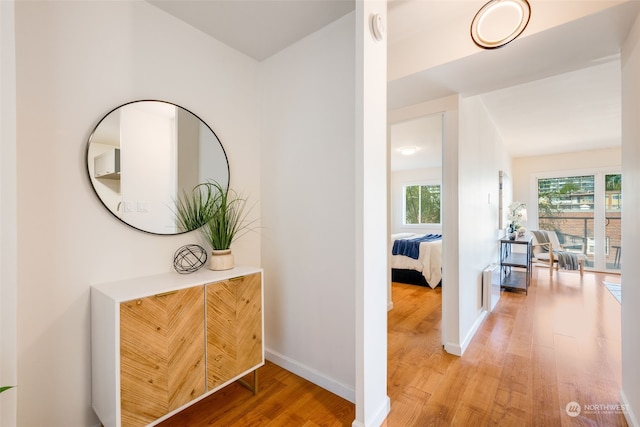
(391, 233, 442, 289)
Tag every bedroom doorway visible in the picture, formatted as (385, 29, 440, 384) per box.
(389, 109, 445, 341)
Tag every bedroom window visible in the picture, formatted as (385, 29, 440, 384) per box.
(404, 184, 441, 225)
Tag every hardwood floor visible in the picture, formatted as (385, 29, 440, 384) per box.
(157, 361, 354, 426)
(384, 268, 625, 426)
(161, 267, 624, 426)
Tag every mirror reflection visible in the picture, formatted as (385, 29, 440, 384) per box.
(87, 100, 229, 235)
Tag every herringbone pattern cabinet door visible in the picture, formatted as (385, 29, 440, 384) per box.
(206, 273, 262, 389)
(120, 286, 205, 427)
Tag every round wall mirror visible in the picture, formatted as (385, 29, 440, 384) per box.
(86, 100, 229, 235)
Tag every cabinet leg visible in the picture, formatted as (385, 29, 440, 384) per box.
(237, 370, 259, 394)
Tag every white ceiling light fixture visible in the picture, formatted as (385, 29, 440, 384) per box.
(471, 0, 531, 49)
(398, 146, 420, 156)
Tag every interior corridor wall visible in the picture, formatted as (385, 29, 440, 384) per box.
(621, 10, 640, 426)
(456, 95, 511, 352)
(15, 2, 260, 425)
(259, 13, 357, 402)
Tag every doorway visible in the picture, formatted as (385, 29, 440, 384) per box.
(388, 103, 458, 345)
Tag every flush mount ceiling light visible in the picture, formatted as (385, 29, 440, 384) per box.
(471, 0, 531, 49)
(398, 146, 420, 156)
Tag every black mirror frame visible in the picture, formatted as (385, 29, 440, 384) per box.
(85, 99, 230, 235)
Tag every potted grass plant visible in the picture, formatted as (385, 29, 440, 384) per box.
(175, 181, 217, 234)
(176, 181, 254, 271)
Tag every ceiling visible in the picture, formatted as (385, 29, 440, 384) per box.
(147, 0, 639, 165)
(479, 60, 621, 158)
(391, 113, 443, 171)
(148, 0, 354, 61)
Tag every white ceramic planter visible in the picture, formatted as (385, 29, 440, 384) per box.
(209, 249, 234, 271)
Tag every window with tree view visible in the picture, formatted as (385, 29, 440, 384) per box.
(537, 173, 621, 271)
(404, 184, 441, 224)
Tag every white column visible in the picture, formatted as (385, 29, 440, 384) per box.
(354, 1, 390, 426)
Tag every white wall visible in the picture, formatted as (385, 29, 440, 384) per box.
(390, 167, 443, 235)
(1, 0, 18, 425)
(261, 7, 355, 401)
(621, 11, 640, 426)
(15, 2, 260, 425)
(456, 94, 511, 353)
(260, 4, 389, 426)
(259, 11, 357, 401)
(511, 148, 621, 227)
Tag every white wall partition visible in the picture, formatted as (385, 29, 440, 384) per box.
(621, 11, 640, 426)
(456, 94, 511, 353)
(260, 11, 358, 402)
(260, 3, 389, 426)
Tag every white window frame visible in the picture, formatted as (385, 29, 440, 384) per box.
(531, 166, 621, 271)
(402, 181, 442, 226)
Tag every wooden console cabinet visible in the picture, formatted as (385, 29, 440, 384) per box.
(91, 266, 263, 427)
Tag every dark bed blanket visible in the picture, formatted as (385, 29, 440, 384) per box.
(392, 269, 441, 288)
(392, 234, 442, 260)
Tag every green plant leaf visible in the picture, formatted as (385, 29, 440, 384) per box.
(174, 183, 217, 232)
(0, 386, 16, 394)
(174, 181, 258, 251)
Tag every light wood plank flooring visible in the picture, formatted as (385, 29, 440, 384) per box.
(161, 267, 624, 426)
(384, 268, 624, 426)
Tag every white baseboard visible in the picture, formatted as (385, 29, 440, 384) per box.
(444, 341, 462, 356)
(265, 348, 355, 403)
(621, 389, 639, 427)
(444, 309, 488, 357)
(351, 396, 391, 427)
(461, 309, 488, 354)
